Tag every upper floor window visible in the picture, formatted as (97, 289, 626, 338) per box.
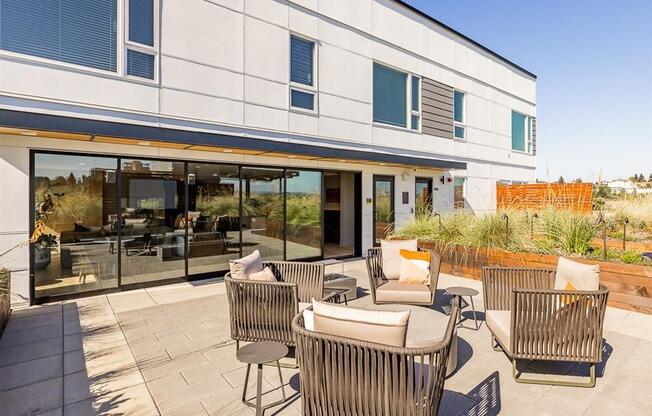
(290, 35, 317, 112)
(126, 0, 156, 80)
(511, 111, 532, 153)
(373, 62, 420, 130)
(454, 90, 465, 139)
(0, 0, 118, 72)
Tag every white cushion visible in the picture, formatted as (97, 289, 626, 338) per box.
(248, 267, 276, 282)
(554, 257, 600, 291)
(312, 300, 410, 347)
(486, 310, 511, 351)
(303, 309, 315, 331)
(380, 239, 418, 279)
(229, 250, 263, 280)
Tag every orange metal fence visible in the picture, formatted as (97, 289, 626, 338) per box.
(497, 183, 594, 212)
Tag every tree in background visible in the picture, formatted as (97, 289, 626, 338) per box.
(558, 176, 565, 184)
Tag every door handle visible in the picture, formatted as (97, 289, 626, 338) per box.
(374, 211, 379, 222)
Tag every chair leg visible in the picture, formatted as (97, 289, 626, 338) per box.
(491, 336, 502, 352)
(512, 360, 597, 388)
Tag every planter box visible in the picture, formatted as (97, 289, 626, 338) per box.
(418, 241, 652, 315)
(0, 269, 10, 338)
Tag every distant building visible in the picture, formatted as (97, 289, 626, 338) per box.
(606, 180, 652, 194)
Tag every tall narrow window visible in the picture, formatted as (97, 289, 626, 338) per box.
(373, 63, 407, 127)
(454, 177, 465, 209)
(411, 76, 421, 130)
(511, 111, 532, 152)
(0, 0, 118, 72)
(454, 90, 465, 139)
(126, 0, 156, 80)
(290, 35, 317, 111)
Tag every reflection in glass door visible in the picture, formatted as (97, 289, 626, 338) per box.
(240, 167, 285, 261)
(286, 170, 322, 260)
(187, 163, 241, 276)
(33, 153, 119, 298)
(415, 177, 433, 217)
(373, 176, 394, 246)
(119, 159, 186, 285)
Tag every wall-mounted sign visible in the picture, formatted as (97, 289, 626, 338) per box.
(402, 192, 409, 204)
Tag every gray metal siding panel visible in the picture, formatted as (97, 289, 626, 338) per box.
(531, 116, 537, 155)
(422, 77, 454, 139)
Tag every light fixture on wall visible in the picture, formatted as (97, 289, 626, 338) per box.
(20, 130, 38, 136)
(401, 172, 410, 181)
(440, 176, 452, 184)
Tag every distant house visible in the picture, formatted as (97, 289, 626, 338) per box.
(606, 180, 652, 194)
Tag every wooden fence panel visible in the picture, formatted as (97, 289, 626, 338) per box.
(497, 183, 593, 212)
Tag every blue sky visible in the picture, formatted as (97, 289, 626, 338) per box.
(404, 0, 652, 182)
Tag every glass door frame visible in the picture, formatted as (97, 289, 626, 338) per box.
(415, 177, 433, 215)
(372, 175, 395, 247)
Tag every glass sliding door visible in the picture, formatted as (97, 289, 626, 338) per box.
(286, 170, 322, 260)
(119, 159, 186, 285)
(187, 163, 241, 276)
(415, 177, 433, 217)
(33, 153, 119, 298)
(240, 167, 284, 261)
(373, 176, 394, 246)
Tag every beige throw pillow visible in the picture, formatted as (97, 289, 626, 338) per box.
(380, 239, 418, 280)
(248, 267, 276, 282)
(554, 257, 600, 291)
(312, 300, 410, 347)
(229, 250, 263, 279)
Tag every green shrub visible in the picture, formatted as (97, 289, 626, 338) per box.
(537, 209, 599, 255)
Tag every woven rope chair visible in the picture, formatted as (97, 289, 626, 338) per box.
(482, 266, 609, 387)
(292, 304, 459, 416)
(366, 247, 441, 306)
(225, 261, 329, 349)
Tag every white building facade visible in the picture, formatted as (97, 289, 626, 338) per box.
(0, 0, 536, 305)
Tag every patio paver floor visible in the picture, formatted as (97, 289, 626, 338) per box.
(1, 259, 651, 415)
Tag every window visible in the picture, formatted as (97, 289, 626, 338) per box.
(126, 0, 156, 80)
(0, 0, 118, 72)
(454, 90, 465, 139)
(511, 111, 533, 152)
(454, 177, 465, 209)
(290, 35, 317, 112)
(411, 76, 421, 130)
(373, 63, 420, 129)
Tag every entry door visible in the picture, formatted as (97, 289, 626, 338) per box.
(373, 176, 394, 246)
(415, 177, 433, 216)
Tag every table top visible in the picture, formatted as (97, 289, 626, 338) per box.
(445, 286, 479, 297)
(236, 341, 288, 364)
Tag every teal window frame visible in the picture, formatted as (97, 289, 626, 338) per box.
(410, 76, 421, 130)
(453, 90, 465, 139)
(289, 33, 317, 113)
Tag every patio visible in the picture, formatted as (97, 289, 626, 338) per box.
(1, 259, 651, 416)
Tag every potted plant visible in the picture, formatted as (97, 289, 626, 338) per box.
(32, 233, 58, 270)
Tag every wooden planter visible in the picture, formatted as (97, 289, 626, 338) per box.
(418, 241, 652, 315)
(0, 269, 10, 338)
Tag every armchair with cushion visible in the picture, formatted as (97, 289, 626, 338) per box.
(366, 245, 441, 306)
(482, 260, 609, 387)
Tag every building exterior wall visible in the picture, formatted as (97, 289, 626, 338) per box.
(0, 0, 537, 305)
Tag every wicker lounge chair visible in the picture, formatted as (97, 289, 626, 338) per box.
(225, 261, 331, 349)
(292, 303, 459, 415)
(366, 247, 440, 306)
(482, 266, 609, 387)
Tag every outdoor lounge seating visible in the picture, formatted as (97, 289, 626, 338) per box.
(482, 264, 609, 387)
(292, 301, 460, 415)
(225, 260, 331, 349)
(366, 245, 441, 306)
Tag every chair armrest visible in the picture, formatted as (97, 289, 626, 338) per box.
(424, 249, 441, 299)
(482, 266, 555, 311)
(365, 248, 387, 293)
(320, 289, 342, 304)
(509, 286, 609, 362)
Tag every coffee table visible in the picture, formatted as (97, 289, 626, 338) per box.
(236, 341, 288, 416)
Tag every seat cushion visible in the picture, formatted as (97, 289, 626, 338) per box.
(381, 239, 418, 279)
(229, 250, 263, 279)
(486, 310, 511, 352)
(312, 300, 410, 347)
(375, 281, 432, 304)
(398, 249, 431, 284)
(554, 257, 600, 291)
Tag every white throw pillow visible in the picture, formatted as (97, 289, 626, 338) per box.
(380, 239, 418, 279)
(554, 257, 600, 291)
(248, 267, 276, 282)
(229, 250, 264, 280)
(303, 309, 315, 331)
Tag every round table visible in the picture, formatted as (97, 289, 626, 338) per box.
(445, 286, 480, 330)
(349, 298, 458, 376)
(236, 341, 288, 416)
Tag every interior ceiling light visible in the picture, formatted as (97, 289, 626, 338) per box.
(288, 155, 296, 158)
(20, 130, 38, 136)
(137, 141, 151, 146)
(222, 149, 233, 153)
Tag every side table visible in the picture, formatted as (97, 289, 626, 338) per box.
(236, 341, 288, 416)
(445, 286, 480, 330)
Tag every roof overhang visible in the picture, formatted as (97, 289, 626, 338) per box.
(0, 109, 467, 171)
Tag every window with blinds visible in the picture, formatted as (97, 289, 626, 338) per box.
(126, 0, 156, 80)
(373, 63, 407, 127)
(0, 0, 118, 72)
(290, 35, 316, 112)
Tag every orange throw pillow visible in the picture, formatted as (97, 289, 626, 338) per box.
(398, 249, 431, 284)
